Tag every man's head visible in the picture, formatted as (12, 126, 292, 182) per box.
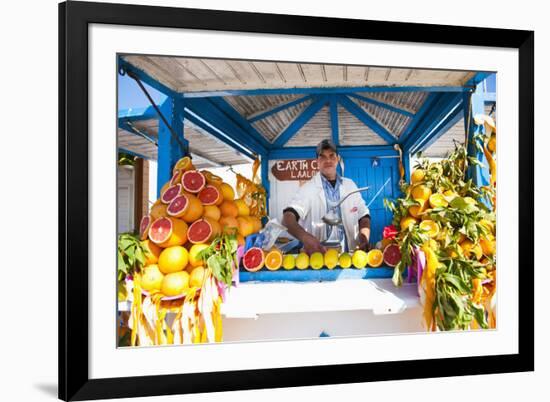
(316, 139, 340, 179)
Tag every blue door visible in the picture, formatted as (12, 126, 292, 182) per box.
(344, 156, 400, 244)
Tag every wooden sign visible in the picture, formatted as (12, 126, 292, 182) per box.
(271, 159, 319, 181)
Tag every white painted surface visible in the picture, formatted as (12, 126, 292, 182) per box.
(117, 165, 135, 233)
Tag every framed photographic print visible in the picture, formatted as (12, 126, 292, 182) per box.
(59, 0, 534, 400)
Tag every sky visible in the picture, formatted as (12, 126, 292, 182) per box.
(117, 73, 167, 111)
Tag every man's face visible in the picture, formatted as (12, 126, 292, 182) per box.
(317, 149, 339, 177)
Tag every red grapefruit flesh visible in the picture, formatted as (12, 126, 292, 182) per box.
(383, 244, 402, 267)
(170, 169, 182, 186)
(198, 185, 223, 206)
(187, 217, 219, 244)
(242, 247, 265, 272)
(161, 183, 182, 204)
(181, 170, 206, 194)
(148, 217, 173, 245)
(139, 215, 152, 240)
(166, 194, 189, 218)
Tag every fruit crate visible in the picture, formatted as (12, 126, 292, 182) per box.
(238, 234, 406, 283)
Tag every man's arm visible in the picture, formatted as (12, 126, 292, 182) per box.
(282, 210, 326, 254)
(357, 215, 371, 251)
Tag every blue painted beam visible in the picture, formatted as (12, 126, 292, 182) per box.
(247, 95, 313, 123)
(183, 109, 257, 162)
(261, 156, 270, 213)
(412, 105, 463, 154)
(330, 99, 340, 146)
(402, 92, 463, 155)
(398, 92, 440, 145)
(119, 120, 158, 145)
(207, 97, 272, 150)
(272, 96, 329, 148)
(338, 95, 398, 144)
(348, 93, 415, 118)
(157, 98, 188, 197)
(182, 85, 468, 98)
(185, 98, 268, 156)
(464, 85, 491, 188)
(268, 145, 399, 160)
(118, 57, 180, 99)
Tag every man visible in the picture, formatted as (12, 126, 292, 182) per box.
(282, 139, 371, 255)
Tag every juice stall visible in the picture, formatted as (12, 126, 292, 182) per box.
(116, 55, 496, 345)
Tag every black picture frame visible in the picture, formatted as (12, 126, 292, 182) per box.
(59, 1, 534, 400)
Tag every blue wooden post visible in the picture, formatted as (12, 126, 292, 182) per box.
(464, 84, 490, 188)
(403, 152, 411, 183)
(157, 98, 188, 197)
(261, 154, 270, 216)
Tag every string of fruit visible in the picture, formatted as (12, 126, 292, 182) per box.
(241, 246, 401, 272)
(384, 116, 496, 331)
(120, 156, 262, 346)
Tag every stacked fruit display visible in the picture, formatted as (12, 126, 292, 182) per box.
(127, 156, 262, 346)
(241, 246, 400, 271)
(384, 116, 497, 331)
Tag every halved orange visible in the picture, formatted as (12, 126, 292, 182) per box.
(264, 248, 283, 271)
(366, 249, 384, 267)
(419, 219, 439, 238)
(429, 193, 448, 208)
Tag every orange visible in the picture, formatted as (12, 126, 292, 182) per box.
(429, 193, 448, 208)
(219, 183, 235, 201)
(408, 199, 426, 218)
(219, 200, 239, 218)
(264, 248, 283, 271)
(480, 235, 496, 256)
(419, 220, 439, 238)
(161, 271, 189, 296)
(141, 239, 162, 265)
(173, 156, 194, 173)
(236, 234, 245, 246)
(411, 169, 425, 184)
(158, 217, 188, 248)
(158, 245, 189, 274)
(179, 193, 204, 223)
(460, 240, 483, 260)
(411, 184, 432, 201)
(479, 219, 495, 235)
(237, 216, 254, 237)
(234, 199, 250, 216)
(189, 266, 207, 288)
(188, 243, 210, 267)
(219, 216, 239, 235)
(150, 200, 168, 220)
(487, 134, 496, 153)
(141, 264, 164, 292)
(400, 216, 418, 231)
(203, 205, 221, 221)
(248, 216, 262, 233)
(201, 170, 224, 186)
(366, 249, 384, 267)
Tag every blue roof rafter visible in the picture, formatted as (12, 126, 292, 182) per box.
(183, 109, 257, 161)
(330, 99, 339, 146)
(272, 95, 329, 148)
(119, 120, 158, 145)
(268, 145, 398, 160)
(184, 98, 268, 156)
(347, 93, 414, 118)
(338, 95, 398, 145)
(206, 97, 272, 150)
(247, 95, 313, 123)
(464, 72, 494, 89)
(181, 85, 468, 98)
(402, 92, 464, 155)
(398, 92, 441, 145)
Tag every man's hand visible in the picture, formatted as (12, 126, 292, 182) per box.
(301, 233, 327, 255)
(356, 239, 370, 252)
